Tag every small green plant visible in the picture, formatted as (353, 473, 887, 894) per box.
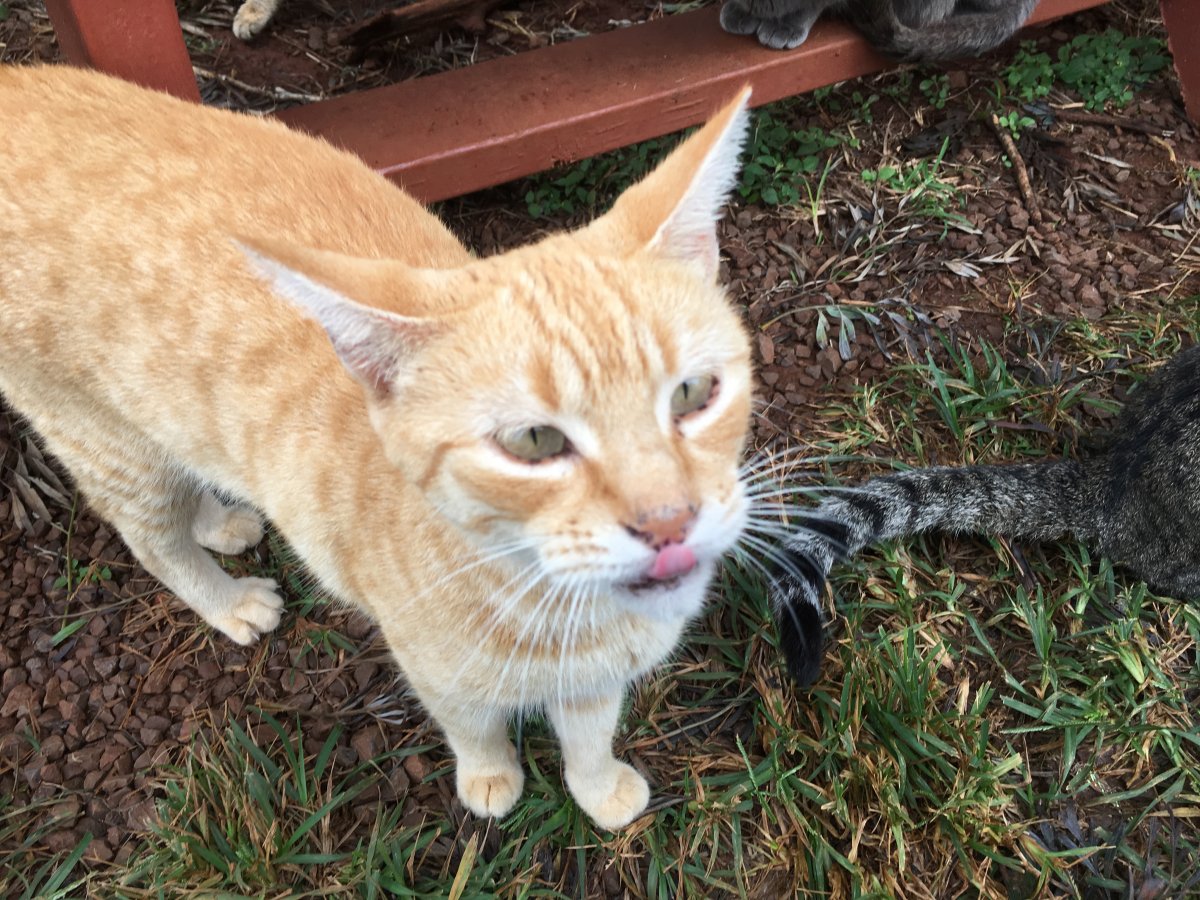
(919, 73, 951, 110)
(813, 304, 881, 360)
(523, 103, 847, 217)
(1001, 30, 1169, 112)
(740, 110, 844, 207)
(860, 137, 965, 226)
(0, 4, 10, 22)
(1055, 29, 1169, 109)
(996, 108, 1035, 139)
(522, 135, 676, 218)
(1003, 41, 1055, 103)
(299, 623, 356, 659)
(850, 89, 879, 123)
(53, 557, 111, 592)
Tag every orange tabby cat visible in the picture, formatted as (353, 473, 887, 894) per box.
(0, 65, 754, 829)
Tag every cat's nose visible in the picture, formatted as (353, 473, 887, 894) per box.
(624, 505, 697, 549)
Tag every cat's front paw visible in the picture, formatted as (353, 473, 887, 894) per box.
(208, 576, 284, 644)
(566, 761, 650, 830)
(457, 761, 525, 819)
(719, 2, 818, 50)
(756, 13, 817, 50)
(232, 0, 276, 39)
(719, 1, 759, 35)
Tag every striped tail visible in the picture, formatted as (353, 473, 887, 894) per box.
(772, 459, 1089, 686)
(854, 0, 1038, 62)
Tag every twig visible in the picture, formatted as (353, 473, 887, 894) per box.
(1052, 107, 1166, 137)
(191, 65, 326, 104)
(990, 115, 1044, 227)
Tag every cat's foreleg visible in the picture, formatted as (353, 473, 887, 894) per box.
(422, 698, 525, 819)
(548, 692, 650, 830)
(93, 484, 283, 645)
(35, 424, 283, 644)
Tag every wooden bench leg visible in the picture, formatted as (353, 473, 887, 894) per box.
(1160, 0, 1199, 124)
(43, 0, 199, 101)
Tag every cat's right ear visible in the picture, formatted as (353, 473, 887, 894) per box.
(594, 87, 752, 281)
(237, 239, 438, 399)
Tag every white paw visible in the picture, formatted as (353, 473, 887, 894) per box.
(457, 762, 524, 819)
(209, 577, 283, 645)
(233, 0, 275, 40)
(567, 761, 650, 830)
(192, 496, 265, 555)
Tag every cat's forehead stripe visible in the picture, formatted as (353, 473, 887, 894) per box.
(515, 261, 662, 391)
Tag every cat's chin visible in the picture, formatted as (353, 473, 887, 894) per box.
(610, 562, 714, 622)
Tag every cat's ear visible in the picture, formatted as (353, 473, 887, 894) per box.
(597, 86, 751, 280)
(237, 238, 438, 399)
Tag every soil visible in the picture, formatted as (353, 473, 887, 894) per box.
(178, 0, 695, 110)
(1, 0, 1198, 891)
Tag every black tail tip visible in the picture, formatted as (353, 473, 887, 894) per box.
(776, 597, 824, 688)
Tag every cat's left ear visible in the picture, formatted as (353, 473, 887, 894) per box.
(237, 238, 439, 399)
(596, 87, 752, 281)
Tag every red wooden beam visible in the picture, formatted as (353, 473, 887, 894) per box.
(1160, 0, 1199, 124)
(277, 0, 1108, 203)
(43, 0, 199, 101)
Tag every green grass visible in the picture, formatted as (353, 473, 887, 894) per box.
(5, 350, 1199, 895)
(25, 323, 1193, 897)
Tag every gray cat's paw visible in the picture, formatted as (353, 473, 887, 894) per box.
(756, 13, 817, 50)
(719, 1, 760, 36)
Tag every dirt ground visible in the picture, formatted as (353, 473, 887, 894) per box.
(1, 0, 1198, 893)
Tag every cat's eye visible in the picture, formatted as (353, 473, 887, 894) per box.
(496, 425, 570, 462)
(671, 375, 717, 418)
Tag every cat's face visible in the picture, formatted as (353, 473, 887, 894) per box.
(377, 242, 752, 621)
(245, 89, 754, 623)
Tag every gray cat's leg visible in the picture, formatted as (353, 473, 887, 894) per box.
(34, 421, 282, 645)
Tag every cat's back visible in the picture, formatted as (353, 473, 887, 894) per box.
(0, 64, 468, 271)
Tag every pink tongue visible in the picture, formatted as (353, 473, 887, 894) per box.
(648, 545, 697, 581)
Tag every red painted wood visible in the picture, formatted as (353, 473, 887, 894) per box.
(43, 0, 199, 101)
(1160, 0, 1199, 124)
(278, 0, 1108, 202)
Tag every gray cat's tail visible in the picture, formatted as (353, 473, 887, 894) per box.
(772, 459, 1088, 686)
(854, 0, 1038, 61)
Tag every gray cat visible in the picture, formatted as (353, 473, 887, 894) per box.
(720, 0, 1037, 58)
(771, 345, 1200, 686)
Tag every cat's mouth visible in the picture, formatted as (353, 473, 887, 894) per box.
(624, 573, 686, 594)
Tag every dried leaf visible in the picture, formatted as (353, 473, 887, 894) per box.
(944, 259, 981, 279)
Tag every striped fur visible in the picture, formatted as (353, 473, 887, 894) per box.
(0, 66, 756, 830)
(720, 0, 1036, 58)
(774, 345, 1200, 685)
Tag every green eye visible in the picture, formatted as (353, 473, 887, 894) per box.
(671, 374, 717, 418)
(497, 425, 569, 462)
